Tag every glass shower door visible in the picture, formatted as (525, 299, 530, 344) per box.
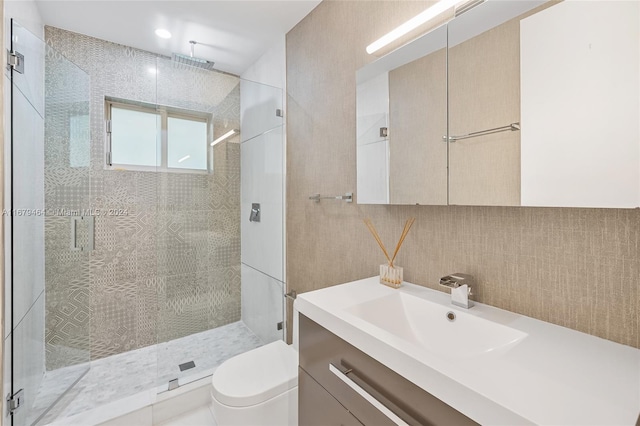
(6, 20, 91, 426)
(154, 58, 285, 392)
(153, 56, 248, 390)
(153, 56, 286, 392)
(238, 78, 286, 348)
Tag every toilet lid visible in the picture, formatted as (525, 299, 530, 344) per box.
(211, 340, 298, 408)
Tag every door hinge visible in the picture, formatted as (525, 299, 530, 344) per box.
(275, 109, 283, 118)
(105, 119, 112, 133)
(7, 50, 24, 74)
(7, 389, 24, 415)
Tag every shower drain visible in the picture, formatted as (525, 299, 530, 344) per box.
(179, 360, 196, 371)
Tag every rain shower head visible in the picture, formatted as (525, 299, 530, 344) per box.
(172, 40, 215, 71)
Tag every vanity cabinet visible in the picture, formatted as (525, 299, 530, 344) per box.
(299, 368, 362, 426)
(298, 314, 477, 426)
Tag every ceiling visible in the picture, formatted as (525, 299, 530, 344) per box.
(35, 0, 321, 76)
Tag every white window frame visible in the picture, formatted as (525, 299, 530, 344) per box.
(105, 98, 212, 174)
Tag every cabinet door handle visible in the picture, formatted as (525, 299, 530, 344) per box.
(329, 363, 409, 426)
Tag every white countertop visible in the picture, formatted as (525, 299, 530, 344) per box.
(295, 277, 640, 425)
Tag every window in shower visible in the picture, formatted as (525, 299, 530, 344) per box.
(106, 99, 210, 172)
(167, 115, 208, 170)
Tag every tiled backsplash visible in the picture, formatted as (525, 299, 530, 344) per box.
(285, 0, 639, 348)
(44, 27, 242, 368)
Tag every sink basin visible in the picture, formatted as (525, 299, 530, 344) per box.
(345, 292, 527, 358)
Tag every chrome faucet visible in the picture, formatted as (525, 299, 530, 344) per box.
(439, 273, 475, 309)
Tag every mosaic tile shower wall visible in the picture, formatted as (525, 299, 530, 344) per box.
(44, 27, 241, 369)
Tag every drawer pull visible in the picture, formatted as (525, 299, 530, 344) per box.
(329, 364, 409, 426)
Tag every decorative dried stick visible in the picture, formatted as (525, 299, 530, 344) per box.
(390, 217, 415, 267)
(363, 218, 392, 264)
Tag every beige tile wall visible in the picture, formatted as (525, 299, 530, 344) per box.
(286, 0, 639, 349)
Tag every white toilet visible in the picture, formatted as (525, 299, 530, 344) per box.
(209, 313, 299, 425)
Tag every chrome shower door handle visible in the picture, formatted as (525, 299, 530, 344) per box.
(70, 215, 95, 252)
(70, 216, 81, 251)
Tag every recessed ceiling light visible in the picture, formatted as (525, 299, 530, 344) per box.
(155, 29, 172, 39)
(147, 67, 157, 75)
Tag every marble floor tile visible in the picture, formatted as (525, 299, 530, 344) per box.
(28, 363, 89, 425)
(37, 322, 262, 425)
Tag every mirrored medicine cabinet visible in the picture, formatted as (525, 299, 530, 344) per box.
(356, 0, 640, 208)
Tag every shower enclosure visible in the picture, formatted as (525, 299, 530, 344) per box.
(5, 21, 285, 426)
